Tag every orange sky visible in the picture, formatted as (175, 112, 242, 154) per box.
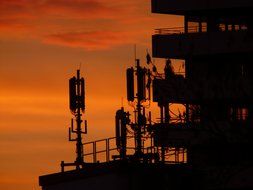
(0, 1, 183, 189)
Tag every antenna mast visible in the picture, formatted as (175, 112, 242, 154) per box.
(61, 69, 87, 172)
(126, 58, 151, 159)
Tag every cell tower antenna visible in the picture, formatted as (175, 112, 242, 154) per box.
(61, 69, 87, 172)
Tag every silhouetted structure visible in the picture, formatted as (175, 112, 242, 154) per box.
(152, 0, 253, 189)
(39, 1, 253, 190)
(61, 70, 87, 171)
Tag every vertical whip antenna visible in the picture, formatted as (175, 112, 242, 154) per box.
(134, 44, 137, 62)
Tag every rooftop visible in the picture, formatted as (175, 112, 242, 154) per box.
(39, 161, 191, 187)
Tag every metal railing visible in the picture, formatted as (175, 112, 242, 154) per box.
(82, 136, 187, 164)
(83, 137, 117, 163)
(155, 27, 185, 35)
(155, 24, 248, 35)
(155, 26, 206, 35)
(83, 136, 138, 163)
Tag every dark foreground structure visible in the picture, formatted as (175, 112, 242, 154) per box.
(39, 1, 253, 189)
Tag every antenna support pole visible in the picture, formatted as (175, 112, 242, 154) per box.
(75, 69, 84, 168)
(136, 59, 143, 156)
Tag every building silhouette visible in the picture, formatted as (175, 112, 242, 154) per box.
(39, 1, 253, 189)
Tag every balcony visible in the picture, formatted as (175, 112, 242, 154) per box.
(154, 25, 205, 35)
(152, 0, 253, 15)
(152, 26, 252, 59)
(152, 76, 253, 104)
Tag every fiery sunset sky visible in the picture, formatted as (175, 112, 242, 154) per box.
(0, 1, 183, 189)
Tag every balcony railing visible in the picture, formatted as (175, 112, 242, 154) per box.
(155, 26, 205, 35)
(155, 25, 248, 35)
(155, 27, 184, 35)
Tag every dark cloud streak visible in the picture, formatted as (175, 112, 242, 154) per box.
(43, 31, 136, 50)
(0, 0, 157, 50)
